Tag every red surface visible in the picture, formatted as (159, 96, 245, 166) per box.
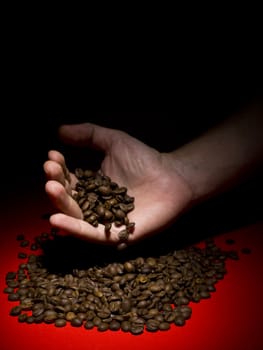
(1, 186, 263, 350)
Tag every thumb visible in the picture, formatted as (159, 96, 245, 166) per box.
(58, 123, 119, 151)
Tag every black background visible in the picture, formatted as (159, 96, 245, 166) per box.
(1, 51, 263, 244)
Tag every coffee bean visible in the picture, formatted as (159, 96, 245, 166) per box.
(159, 322, 170, 330)
(55, 318, 67, 327)
(84, 320, 94, 329)
(121, 320, 131, 332)
(130, 325, 144, 335)
(225, 238, 235, 245)
(8, 293, 20, 301)
(26, 316, 35, 324)
(145, 319, 159, 332)
(6, 271, 17, 280)
(241, 247, 251, 254)
(20, 240, 29, 247)
(174, 315, 185, 326)
(73, 168, 135, 244)
(71, 317, 83, 327)
(118, 229, 129, 242)
(10, 306, 22, 316)
(3, 287, 14, 294)
(109, 320, 121, 331)
(18, 313, 28, 322)
(16, 234, 25, 241)
(98, 322, 109, 331)
(18, 252, 27, 259)
(4, 221, 243, 335)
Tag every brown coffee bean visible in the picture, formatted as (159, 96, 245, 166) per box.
(98, 322, 109, 331)
(118, 229, 129, 242)
(9, 306, 22, 316)
(84, 320, 94, 329)
(55, 318, 67, 327)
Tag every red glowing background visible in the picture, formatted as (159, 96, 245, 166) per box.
(0, 185, 263, 350)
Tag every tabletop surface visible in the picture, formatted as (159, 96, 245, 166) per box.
(0, 184, 263, 350)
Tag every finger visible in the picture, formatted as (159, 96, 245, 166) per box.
(44, 160, 74, 194)
(48, 149, 66, 164)
(43, 160, 66, 186)
(58, 123, 121, 152)
(45, 180, 83, 219)
(48, 150, 71, 183)
(49, 213, 121, 245)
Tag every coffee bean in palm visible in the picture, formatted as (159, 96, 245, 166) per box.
(118, 229, 129, 242)
(73, 168, 135, 242)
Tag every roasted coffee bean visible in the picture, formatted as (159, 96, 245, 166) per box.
(93, 316, 102, 326)
(241, 247, 251, 254)
(118, 229, 129, 242)
(30, 243, 39, 251)
(55, 318, 67, 327)
(3, 287, 14, 294)
(121, 320, 131, 332)
(109, 320, 121, 331)
(145, 319, 159, 332)
(159, 321, 170, 330)
(18, 313, 28, 323)
(84, 320, 94, 329)
(130, 325, 144, 335)
(98, 322, 109, 331)
(174, 315, 186, 326)
(8, 293, 20, 301)
(73, 168, 136, 243)
(227, 251, 239, 260)
(18, 252, 27, 259)
(26, 316, 35, 324)
(16, 234, 25, 241)
(9, 306, 22, 316)
(225, 238, 235, 245)
(71, 317, 83, 327)
(20, 240, 30, 247)
(4, 225, 242, 335)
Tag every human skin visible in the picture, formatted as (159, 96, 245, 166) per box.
(43, 99, 263, 248)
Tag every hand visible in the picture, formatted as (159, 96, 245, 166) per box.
(43, 123, 193, 248)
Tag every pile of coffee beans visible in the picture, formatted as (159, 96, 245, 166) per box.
(3, 227, 242, 335)
(72, 168, 135, 243)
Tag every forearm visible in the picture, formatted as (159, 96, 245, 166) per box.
(166, 100, 263, 204)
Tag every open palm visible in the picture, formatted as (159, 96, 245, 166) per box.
(43, 123, 192, 248)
